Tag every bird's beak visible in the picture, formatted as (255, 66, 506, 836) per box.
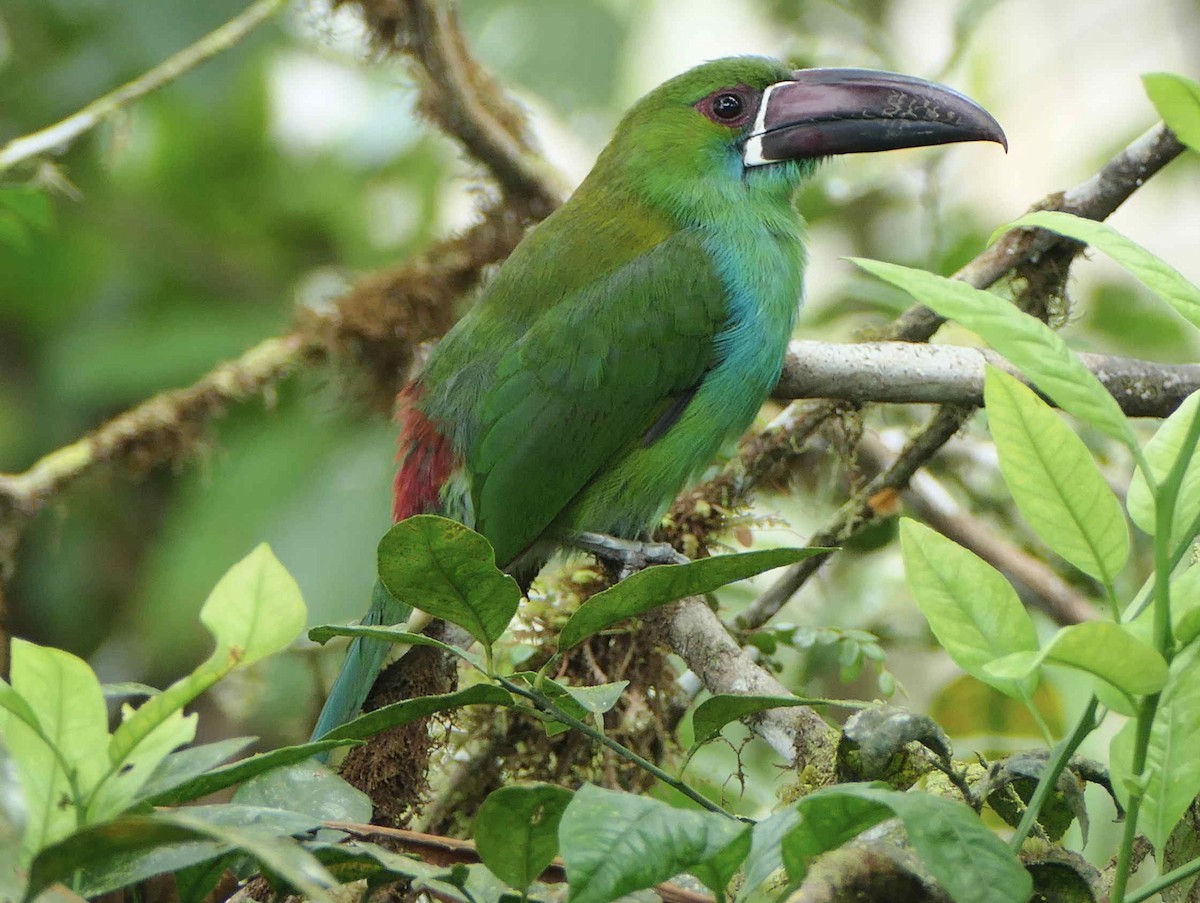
(743, 68, 1007, 167)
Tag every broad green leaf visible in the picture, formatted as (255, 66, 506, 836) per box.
(475, 783, 573, 889)
(558, 548, 827, 650)
(1111, 643, 1200, 851)
(559, 681, 628, 715)
(308, 624, 483, 669)
(86, 707, 197, 824)
(1144, 72, 1200, 154)
(738, 808, 800, 901)
(136, 736, 256, 803)
(781, 789, 891, 880)
(79, 842, 228, 899)
(868, 788, 1031, 903)
(1127, 391, 1200, 546)
(233, 760, 371, 824)
(510, 676, 626, 738)
(899, 519, 1039, 697)
(853, 258, 1135, 447)
(1005, 211, 1200, 332)
(1042, 621, 1168, 697)
(146, 738, 360, 806)
(378, 516, 520, 646)
(785, 785, 1031, 903)
(984, 367, 1129, 582)
(691, 695, 825, 746)
(199, 543, 307, 665)
(27, 808, 334, 902)
(4, 640, 109, 858)
(559, 784, 748, 903)
(109, 545, 306, 767)
(317, 684, 514, 743)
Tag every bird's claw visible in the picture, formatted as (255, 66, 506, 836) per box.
(569, 531, 688, 579)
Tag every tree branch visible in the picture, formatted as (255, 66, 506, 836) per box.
(0, 0, 288, 173)
(776, 340, 1200, 417)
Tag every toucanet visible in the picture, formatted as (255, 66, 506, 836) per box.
(312, 56, 1005, 739)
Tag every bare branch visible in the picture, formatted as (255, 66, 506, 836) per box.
(0, 0, 287, 173)
(776, 340, 1200, 417)
(655, 597, 839, 781)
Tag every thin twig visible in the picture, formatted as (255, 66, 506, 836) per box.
(0, 0, 288, 172)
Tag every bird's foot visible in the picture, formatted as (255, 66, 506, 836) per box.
(569, 531, 688, 580)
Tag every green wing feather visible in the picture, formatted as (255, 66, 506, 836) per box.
(469, 230, 728, 565)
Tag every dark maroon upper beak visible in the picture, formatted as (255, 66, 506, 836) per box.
(743, 68, 1006, 166)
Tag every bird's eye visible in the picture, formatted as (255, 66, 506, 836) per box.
(712, 93, 744, 120)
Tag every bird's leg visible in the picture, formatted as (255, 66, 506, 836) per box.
(569, 531, 688, 580)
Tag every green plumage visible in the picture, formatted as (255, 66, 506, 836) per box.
(421, 57, 808, 570)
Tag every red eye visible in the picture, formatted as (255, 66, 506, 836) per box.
(696, 87, 755, 127)
(712, 93, 744, 119)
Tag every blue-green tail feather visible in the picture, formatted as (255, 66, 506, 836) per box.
(311, 578, 412, 753)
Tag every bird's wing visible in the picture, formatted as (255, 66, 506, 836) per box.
(469, 229, 728, 565)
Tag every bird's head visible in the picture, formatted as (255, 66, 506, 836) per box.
(592, 56, 1005, 225)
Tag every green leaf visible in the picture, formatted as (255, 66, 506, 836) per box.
(27, 808, 334, 902)
(136, 736, 256, 803)
(558, 548, 826, 650)
(233, 761, 372, 825)
(1144, 72, 1200, 154)
(146, 738, 360, 806)
(738, 808, 799, 901)
(784, 785, 1031, 903)
(2, 639, 109, 858)
(559, 681, 628, 715)
(86, 707, 197, 823)
(1042, 621, 1168, 697)
(1128, 391, 1200, 546)
(691, 695, 825, 746)
(475, 783, 573, 890)
(899, 519, 1039, 698)
(852, 258, 1135, 447)
(199, 543, 308, 666)
(308, 624, 483, 669)
(1112, 644, 1200, 849)
(1004, 210, 1200, 331)
(317, 684, 514, 743)
(108, 545, 306, 768)
(781, 789, 891, 881)
(559, 784, 748, 903)
(378, 516, 521, 647)
(984, 366, 1129, 582)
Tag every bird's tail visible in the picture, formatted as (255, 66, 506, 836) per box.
(310, 578, 412, 751)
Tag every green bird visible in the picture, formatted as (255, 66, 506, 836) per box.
(313, 56, 1004, 739)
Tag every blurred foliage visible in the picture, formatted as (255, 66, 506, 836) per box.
(0, 0, 1197, 790)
